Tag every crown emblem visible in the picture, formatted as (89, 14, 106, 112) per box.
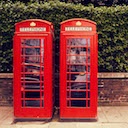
(76, 21, 82, 26)
(30, 22, 36, 27)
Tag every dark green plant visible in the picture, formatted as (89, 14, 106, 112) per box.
(0, 1, 128, 72)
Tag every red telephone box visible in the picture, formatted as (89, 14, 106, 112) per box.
(60, 18, 98, 119)
(13, 19, 54, 119)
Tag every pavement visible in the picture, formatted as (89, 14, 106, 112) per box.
(0, 106, 128, 128)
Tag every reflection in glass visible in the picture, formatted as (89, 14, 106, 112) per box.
(71, 91, 86, 98)
(22, 82, 43, 89)
(67, 73, 86, 82)
(67, 82, 86, 89)
(21, 65, 41, 73)
(66, 38, 91, 64)
(25, 100, 40, 107)
(22, 39, 40, 46)
(67, 47, 86, 54)
(22, 92, 40, 98)
(87, 74, 90, 81)
(67, 38, 89, 46)
(88, 48, 90, 54)
(87, 66, 90, 72)
(21, 39, 44, 64)
(66, 38, 91, 108)
(87, 56, 90, 63)
(21, 74, 40, 81)
(88, 83, 90, 89)
(71, 100, 86, 107)
(67, 65, 86, 72)
(21, 39, 45, 108)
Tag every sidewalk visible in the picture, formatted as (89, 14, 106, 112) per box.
(0, 106, 128, 128)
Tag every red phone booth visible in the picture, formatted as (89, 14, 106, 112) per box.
(60, 18, 98, 119)
(13, 19, 54, 119)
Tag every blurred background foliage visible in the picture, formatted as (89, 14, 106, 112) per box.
(0, 0, 128, 73)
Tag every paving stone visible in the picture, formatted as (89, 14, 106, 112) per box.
(97, 107, 108, 123)
(0, 109, 13, 125)
(49, 122, 77, 128)
(76, 123, 102, 128)
(101, 107, 127, 123)
(118, 109, 128, 123)
(100, 123, 128, 128)
(15, 124, 49, 128)
(0, 125, 16, 128)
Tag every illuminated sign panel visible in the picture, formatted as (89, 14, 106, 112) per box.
(65, 27, 92, 31)
(20, 27, 46, 32)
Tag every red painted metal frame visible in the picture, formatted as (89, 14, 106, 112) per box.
(13, 19, 54, 119)
(60, 18, 98, 119)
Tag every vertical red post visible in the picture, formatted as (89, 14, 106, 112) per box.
(60, 18, 98, 119)
(13, 19, 54, 119)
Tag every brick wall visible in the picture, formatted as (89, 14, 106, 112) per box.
(0, 74, 13, 106)
(0, 73, 128, 106)
(98, 78, 128, 106)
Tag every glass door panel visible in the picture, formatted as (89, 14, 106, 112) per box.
(21, 39, 44, 108)
(66, 38, 91, 108)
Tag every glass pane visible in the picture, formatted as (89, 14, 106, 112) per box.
(66, 38, 91, 108)
(87, 56, 90, 63)
(67, 47, 87, 64)
(21, 39, 44, 64)
(67, 73, 86, 82)
(67, 47, 87, 54)
(88, 91, 90, 98)
(87, 74, 90, 81)
(24, 48, 40, 55)
(25, 100, 40, 107)
(21, 56, 40, 65)
(87, 48, 90, 54)
(23, 92, 40, 98)
(67, 38, 89, 46)
(22, 39, 40, 46)
(87, 83, 90, 89)
(67, 65, 86, 72)
(22, 82, 41, 89)
(67, 73, 79, 81)
(21, 74, 41, 81)
(67, 82, 86, 89)
(22, 81, 44, 90)
(87, 66, 90, 72)
(21, 65, 41, 73)
(67, 55, 86, 64)
(42, 100, 44, 107)
(71, 91, 86, 98)
(71, 100, 86, 107)
(88, 100, 90, 107)
(75, 74, 86, 82)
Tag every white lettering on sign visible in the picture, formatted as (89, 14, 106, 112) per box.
(65, 27, 92, 31)
(20, 27, 46, 32)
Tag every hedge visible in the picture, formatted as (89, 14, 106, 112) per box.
(0, 1, 128, 72)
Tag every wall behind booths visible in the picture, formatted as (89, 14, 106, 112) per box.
(0, 74, 13, 106)
(0, 73, 128, 106)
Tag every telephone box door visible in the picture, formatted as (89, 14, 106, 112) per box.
(60, 19, 98, 119)
(13, 19, 53, 119)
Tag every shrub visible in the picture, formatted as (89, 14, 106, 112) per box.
(0, 1, 128, 72)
